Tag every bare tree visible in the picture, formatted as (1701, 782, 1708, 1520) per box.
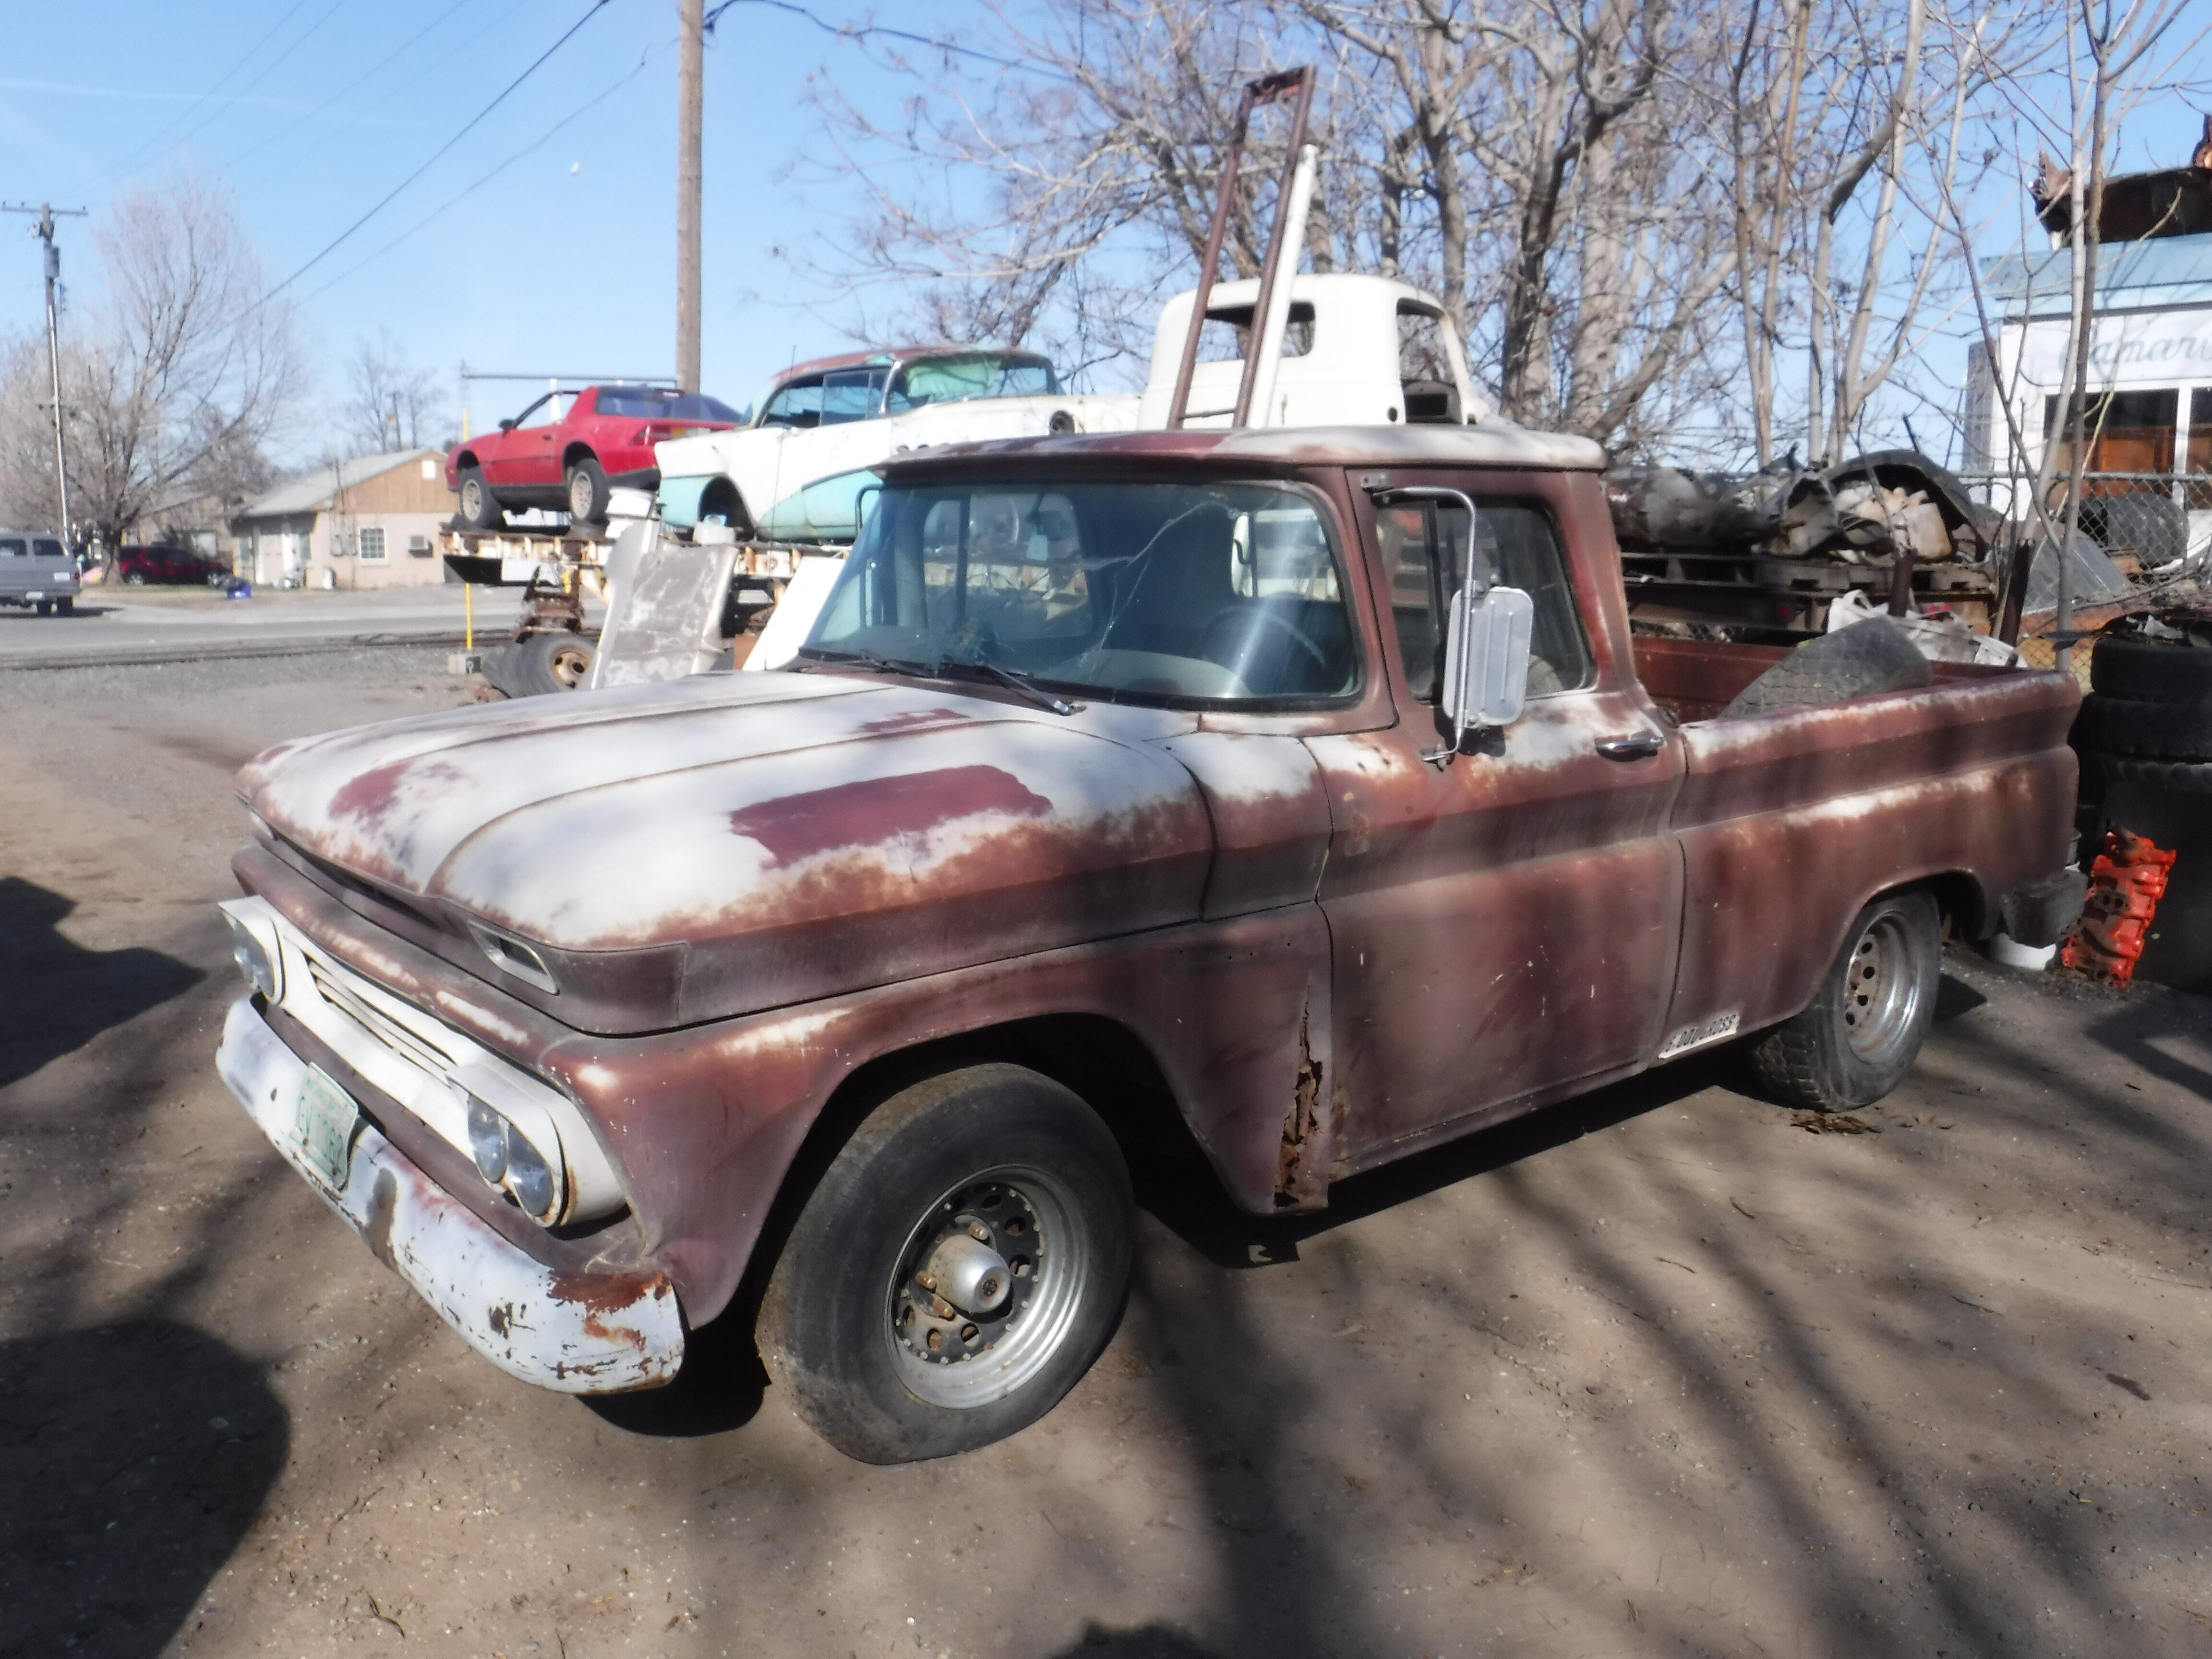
(338, 328, 450, 455)
(0, 172, 304, 548)
(787, 0, 2101, 463)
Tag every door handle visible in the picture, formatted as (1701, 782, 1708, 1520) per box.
(1596, 731, 1665, 761)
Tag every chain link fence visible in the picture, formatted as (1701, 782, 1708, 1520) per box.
(1952, 471, 2212, 577)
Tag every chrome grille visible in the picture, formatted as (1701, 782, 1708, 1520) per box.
(307, 960, 453, 1078)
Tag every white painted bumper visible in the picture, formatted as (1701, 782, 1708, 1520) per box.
(215, 996, 683, 1393)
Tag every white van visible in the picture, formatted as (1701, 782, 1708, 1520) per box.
(0, 530, 81, 615)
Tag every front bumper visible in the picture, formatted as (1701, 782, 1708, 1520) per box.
(215, 996, 684, 1393)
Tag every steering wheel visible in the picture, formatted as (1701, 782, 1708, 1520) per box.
(1199, 603, 1332, 681)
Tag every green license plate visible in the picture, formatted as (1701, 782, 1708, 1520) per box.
(294, 1066, 359, 1189)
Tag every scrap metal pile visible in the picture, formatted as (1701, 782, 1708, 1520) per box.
(1606, 450, 2003, 642)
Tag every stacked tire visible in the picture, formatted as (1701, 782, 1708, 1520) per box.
(2073, 637, 2212, 992)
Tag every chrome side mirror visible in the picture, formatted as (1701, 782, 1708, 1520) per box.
(1439, 583, 1534, 748)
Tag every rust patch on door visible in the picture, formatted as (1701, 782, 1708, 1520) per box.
(1273, 1004, 1329, 1210)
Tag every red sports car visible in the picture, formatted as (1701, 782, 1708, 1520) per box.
(445, 384, 744, 529)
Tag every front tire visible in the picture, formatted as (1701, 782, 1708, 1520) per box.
(1748, 890, 1940, 1109)
(122, 570, 148, 587)
(757, 1063, 1134, 1465)
(457, 467, 503, 529)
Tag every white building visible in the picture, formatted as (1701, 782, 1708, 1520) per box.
(1966, 158, 2212, 564)
(230, 450, 457, 589)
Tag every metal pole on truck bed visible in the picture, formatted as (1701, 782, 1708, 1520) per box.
(1165, 68, 1313, 431)
(677, 0, 703, 394)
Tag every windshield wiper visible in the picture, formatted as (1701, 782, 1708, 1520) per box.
(936, 655, 1077, 716)
(791, 647, 930, 677)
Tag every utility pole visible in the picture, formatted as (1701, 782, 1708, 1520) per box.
(3, 202, 87, 544)
(676, 0, 703, 394)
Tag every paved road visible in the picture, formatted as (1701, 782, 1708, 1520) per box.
(3, 649, 2211, 1659)
(0, 584, 595, 669)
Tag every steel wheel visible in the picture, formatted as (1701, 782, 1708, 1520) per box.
(545, 636, 594, 689)
(756, 1062, 1133, 1463)
(885, 1167, 1089, 1409)
(1748, 889, 1941, 1109)
(1840, 912, 1922, 1058)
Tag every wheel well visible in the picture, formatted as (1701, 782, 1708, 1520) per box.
(1911, 871, 1990, 942)
(453, 449, 480, 471)
(698, 475, 749, 534)
(562, 443, 598, 471)
(713, 1014, 1212, 1335)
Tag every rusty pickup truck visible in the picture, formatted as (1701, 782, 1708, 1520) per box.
(214, 423, 2081, 1463)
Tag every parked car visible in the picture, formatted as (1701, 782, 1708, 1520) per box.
(654, 346, 1141, 537)
(114, 544, 224, 586)
(0, 529, 80, 614)
(651, 276, 1482, 541)
(445, 385, 745, 529)
(214, 420, 2083, 1465)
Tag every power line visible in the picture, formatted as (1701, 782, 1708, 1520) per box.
(221, 0, 480, 176)
(262, 0, 612, 303)
(144, 0, 354, 172)
(91, 0, 321, 187)
(298, 38, 670, 304)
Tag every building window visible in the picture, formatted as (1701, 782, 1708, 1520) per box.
(359, 527, 388, 562)
(2043, 387, 2178, 474)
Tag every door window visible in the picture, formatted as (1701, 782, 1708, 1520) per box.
(760, 377, 826, 428)
(1380, 498, 1591, 701)
(0, 539, 24, 557)
(820, 368, 887, 424)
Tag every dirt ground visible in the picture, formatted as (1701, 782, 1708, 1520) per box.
(4, 648, 2211, 1659)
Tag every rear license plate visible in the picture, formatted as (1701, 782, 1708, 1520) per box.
(295, 1066, 360, 1188)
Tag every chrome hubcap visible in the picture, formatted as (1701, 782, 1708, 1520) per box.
(886, 1168, 1086, 1409)
(1841, 913, 1920, 1058)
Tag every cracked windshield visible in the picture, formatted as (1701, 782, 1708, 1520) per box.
(801, 480, 1358, 703)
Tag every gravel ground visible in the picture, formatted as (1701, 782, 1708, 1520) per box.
(3, 649, 2211, 1659)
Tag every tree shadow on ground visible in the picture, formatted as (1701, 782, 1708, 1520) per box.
(0, 1320, 287, 1659)
(0, 878, 202, 1090)
(1048, 1624, 1226, 1658)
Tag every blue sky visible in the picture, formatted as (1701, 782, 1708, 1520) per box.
(5, 2, 2211, 472)
(0, 0, 955, 454)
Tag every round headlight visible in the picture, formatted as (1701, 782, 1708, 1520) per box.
(466, 1097, 508, 1183)
(504, 1132, 556, 1220)
(224, 915, 278, 1000)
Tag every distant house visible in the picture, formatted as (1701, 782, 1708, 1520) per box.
(1968, 142, 2212, 501)
(229, 450, 456, 589)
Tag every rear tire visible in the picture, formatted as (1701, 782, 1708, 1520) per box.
(565, 457, 610, 525)
(458, 467, 503, 530)
(122, 570, 148, 587)
(33, 601, 50, 617)
(1748, 890, 1941, 1109)
(757, 1063, 1134, 1465)
(54, 597, 72, 615)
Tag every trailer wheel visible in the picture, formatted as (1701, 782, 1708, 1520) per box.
(512, 630, 596, 694)
(457, 468, 502, 529)
(757, 1063, 1133, 1465)
(565, 457, 610, 525)
(1748, 890, 1940, 1109)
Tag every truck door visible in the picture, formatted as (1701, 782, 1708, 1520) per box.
(1307, 473, 1686, 1162)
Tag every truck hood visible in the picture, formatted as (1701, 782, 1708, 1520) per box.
(239, 672, 1213, 1028)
